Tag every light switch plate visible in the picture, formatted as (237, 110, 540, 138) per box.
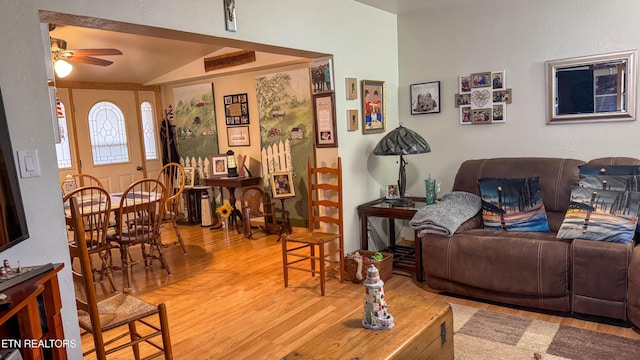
(17, 150, 41, 178)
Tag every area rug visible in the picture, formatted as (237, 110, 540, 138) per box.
(452, 304, 640, 360)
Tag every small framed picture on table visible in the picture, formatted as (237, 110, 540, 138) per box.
(271, 172, 295, 199)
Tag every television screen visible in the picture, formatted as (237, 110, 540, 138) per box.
(0, 87, 29, 250)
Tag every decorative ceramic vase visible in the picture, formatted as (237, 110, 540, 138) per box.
(362, 264, 394, 330)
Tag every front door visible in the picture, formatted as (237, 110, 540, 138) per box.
(63, 89, 145, 193)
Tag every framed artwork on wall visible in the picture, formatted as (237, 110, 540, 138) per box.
(313, 93, 337, 147)
(410, 81, 440, 115)
(347, 109, 359, 131)
(227, 126, 250, 146)
(459, 70, 512, 125)
(310, 58, 333, 94)
(361, 79, 385, 134)
(224, 93, 249, 126)
(345, 77, 358, 100)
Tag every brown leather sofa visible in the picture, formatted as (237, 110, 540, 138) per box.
(421, 157, 640, 324)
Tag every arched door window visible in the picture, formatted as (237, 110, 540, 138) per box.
(87, 101, 129, 165)
(55, 100, 72, 169)
(141, 101, 158, 160)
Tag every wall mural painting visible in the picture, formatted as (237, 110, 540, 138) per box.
(256, 68, 314, 226)
(172, 83, 220, 175)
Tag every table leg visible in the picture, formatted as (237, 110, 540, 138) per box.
(276, 198, 291, 242)
(360, 214, 369, 250)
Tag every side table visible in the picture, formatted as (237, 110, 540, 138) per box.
(356, 197, 426, 282)
(205, 176, 261, 233)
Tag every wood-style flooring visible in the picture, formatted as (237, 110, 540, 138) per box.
(81, 224, 640, 359)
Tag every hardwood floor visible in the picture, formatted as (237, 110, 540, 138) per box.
(81, 224, 640, 359)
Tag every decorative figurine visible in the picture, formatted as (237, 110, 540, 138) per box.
(362, 264, 394, 330)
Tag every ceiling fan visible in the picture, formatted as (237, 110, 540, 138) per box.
(50, 37, 122, 67)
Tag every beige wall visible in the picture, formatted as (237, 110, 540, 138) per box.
(1, 1, 397, 352)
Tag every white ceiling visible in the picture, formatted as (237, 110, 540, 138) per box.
(354, 0, 455, 14)
(44, 2, 446, 85)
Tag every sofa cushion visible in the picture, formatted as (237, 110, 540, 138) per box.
(424, 230, 570, 298)
(479, 177, 550, 232)
(557, 186, 640, 244)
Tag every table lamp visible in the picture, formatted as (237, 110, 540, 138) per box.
(373, 124, 431, 207)
(226, 150, 238, 177)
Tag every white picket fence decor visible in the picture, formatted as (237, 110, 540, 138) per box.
(180, 156, 211, 182)
(261, 139, 292, 187)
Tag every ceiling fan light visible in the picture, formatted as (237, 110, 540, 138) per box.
(54, 59, 73, 78)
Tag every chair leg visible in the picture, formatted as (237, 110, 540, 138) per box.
(121, 244, 131, 291)
(172, 222, 187, 254)
(319, 244, 326, 296)
(282, 237, 289, 288)
(128, 321, 141, 360)
(310, 245, 316, 278)
(158, 303, 173, 359)
(99, 250, 118, 293)
(154, 240, 172, 275)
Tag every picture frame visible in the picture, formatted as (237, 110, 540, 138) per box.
(471, 108, 492, 124)
(210, 155, 228, 176)
(410, 81, 440, 115)
(312, 93, 338, 147)
(385, 184, 400, 200)
(460, 106, 472, 125)
(470, 72, 491, 88)
(227, 126, 250, 146)
(345, 77, 358, 100)
(347, 109, 359, 131)
(224, 93, 249, 126)
(183, 167, 196, 187)
(454, 93, 471, 107)
(491, 71, 505, 90)
(361, 79, 386, 134)
(310, 58, 333, 94)
(270, 171, 295, 199)
(459, 75, 471, 93)
(492, 89, 512, 104)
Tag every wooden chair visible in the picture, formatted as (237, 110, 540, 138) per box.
(69, 197, 173, 360)
(282, 157, 344, 296)
(108, 178, 170, 291)
(64, 186, 117, 293)
(239, 185, 277, 239)
(155, 162, 187, 253)
(61, 173, 105, 195)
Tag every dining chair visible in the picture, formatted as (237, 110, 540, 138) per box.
(108, 178, 170, 291)
(64, 186, 117, 293)
(69, 197, 173, 360)
(282, 157, 344, 296)
(155, 162, 187, 253)
(239, 185, 277, 239)
(61, 173, 106, 195)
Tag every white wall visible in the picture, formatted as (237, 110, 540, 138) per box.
(1, 0, 397, 354)
(396, 0, 640, 197)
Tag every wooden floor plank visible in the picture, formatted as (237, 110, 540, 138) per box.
(78, 224, 640, 359)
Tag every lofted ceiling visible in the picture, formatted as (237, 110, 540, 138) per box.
(42, 2, 451, 86)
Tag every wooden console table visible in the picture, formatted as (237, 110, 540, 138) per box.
(357, 197, 426, 282)
(205, 176, 261, 233)
(0, 263, 66, 360)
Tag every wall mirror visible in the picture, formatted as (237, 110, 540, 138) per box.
(546, 50, 637, 124)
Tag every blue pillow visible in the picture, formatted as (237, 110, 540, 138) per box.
(557, 186, 640, 244)
(579, 174, 640, 192)
(578, 165, 640, 175)
(479, 177, 550, 232)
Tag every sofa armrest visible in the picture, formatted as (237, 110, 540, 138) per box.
(454, 215, 482, 233)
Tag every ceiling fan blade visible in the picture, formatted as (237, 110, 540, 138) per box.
(67, 49, 122, 56)
(66, 56, 114, 66)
